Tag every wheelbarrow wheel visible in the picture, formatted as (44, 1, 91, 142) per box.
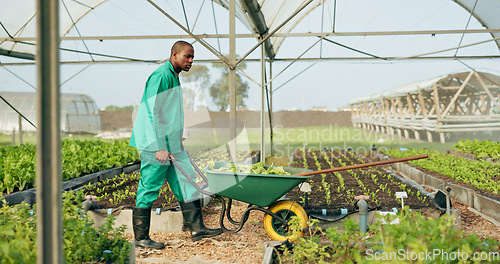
(263, 200, 308, 241)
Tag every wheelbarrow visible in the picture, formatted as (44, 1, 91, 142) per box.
(170, 153, 428, 241)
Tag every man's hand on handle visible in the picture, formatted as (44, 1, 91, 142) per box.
(155, 149, 175, 164)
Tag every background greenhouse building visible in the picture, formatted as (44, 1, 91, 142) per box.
(0, 92, 100, 133)
(350, 70, 500, 143)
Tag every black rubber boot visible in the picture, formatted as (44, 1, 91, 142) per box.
(180, 200, 223, 241)
(132, 207, 165, 249)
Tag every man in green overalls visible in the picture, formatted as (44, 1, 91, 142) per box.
(130, 41, 222, 249)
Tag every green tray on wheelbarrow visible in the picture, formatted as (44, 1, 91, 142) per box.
(203, 161, 313, 207)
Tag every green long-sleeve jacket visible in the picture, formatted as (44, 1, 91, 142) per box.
(130, 61, 184, 153)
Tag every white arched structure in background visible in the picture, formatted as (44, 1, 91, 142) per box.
(350, 70, 500, 143)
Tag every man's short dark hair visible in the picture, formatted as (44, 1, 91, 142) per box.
(171, 41, 193, 55)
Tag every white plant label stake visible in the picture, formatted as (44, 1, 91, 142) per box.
(396, 191, 408, 209)
(300, 182, 311, 193)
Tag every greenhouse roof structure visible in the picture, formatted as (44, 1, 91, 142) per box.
(1, 0, 500, 63)
(3, 1, 500, 260)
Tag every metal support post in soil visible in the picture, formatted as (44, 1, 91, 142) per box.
(260, 39, 266, 163)
(356, 195, 369, 233)
(269, 61, 273, 156)
(18, 114, 23, 144)
(228, 0, 237, 160)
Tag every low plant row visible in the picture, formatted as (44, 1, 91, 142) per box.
(278, 209, 500, 263)
(83, 149, 252, 209)
(452, 138, 500, 160)
(0, 190, 130, 263)
(84, 172, 178, 209)
(0, 139, 140, 195)
(84, 172, 142, 206)
(387, 149, 500, 195)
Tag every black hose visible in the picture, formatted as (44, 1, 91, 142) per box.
(225, 199, 252, 225)
(216, 196, 288, 234)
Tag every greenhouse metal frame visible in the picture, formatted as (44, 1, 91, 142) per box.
(2, 0, 500, 263)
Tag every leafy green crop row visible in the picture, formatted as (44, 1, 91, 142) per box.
(453, 138, 500, 160)
(388, 149, 500, 194)
(190, 149, 251, 171)
(0, 139, 140, 194)
(280, 209, 500, 263)
(208, 161, 290, 175)
(0, 190, 130, 264)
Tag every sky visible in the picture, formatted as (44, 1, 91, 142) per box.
(1, 0, 499, 112)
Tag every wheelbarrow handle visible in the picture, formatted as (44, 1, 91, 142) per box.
(293, 154, 428, 176)
(169, 158, 214, 197)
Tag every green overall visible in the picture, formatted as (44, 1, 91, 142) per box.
(130, 61, 198, 207)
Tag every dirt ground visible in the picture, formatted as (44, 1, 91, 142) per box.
(123, 196, 499, 264)
(124, 200, 271, 264)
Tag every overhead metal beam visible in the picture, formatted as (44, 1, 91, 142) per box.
(265, 35, 326, 86)
(3, 28, 500, 42)
(229, 0, 237, 158)
(0, 48, 35, 60)
(392, 36, 500, 60)
(2, 55, 500, 66)
(260, 39, 266, 163)
(146, 0, 231, 67)
(235, 0, 314, 67)
(236, 67, 261, 86)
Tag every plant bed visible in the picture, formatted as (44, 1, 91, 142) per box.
(84, 172, 178, 209)
(1, 162, 140, 207)
(0, 139, 140, 196)
(384, 149, 500, 201)
(0, 190, 133, 263)
(83, 150, 254, 210)
(449, 139, 500, 163)
(286, 149, 435, 214)
(373, 150, 500, 222)
(267, 209, 500, 264)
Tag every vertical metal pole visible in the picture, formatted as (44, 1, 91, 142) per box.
(36, 0, 62, 263)
(11, 128, 15, 145)
(18, 114, 23, 145)
(332, 0, 337, 32)
(260, 40, 266, 163)
(229, 0, 237, 160)
(269, 61, 273, 156)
